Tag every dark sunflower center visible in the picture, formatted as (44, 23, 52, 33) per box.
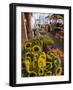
(46, 63, 50, 66)
(47, 72, 51, 75)
(27, 54, 30, 57)
(46, 63, 51, 68)
(41, 56, 45, 59)
(26, 44, 30, 48)
(34, 47, 39, 51)
(46, 58, 49, 61)
(57, 69, 60, 73)
(30, 72, 36, 77)
(40, 70, 42, 73)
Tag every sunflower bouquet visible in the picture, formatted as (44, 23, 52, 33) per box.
(22, 36, 64, 77)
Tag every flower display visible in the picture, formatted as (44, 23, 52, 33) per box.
(22, 37, 64, 77)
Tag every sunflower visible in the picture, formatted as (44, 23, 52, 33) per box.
(23, 57, 31, 72)
(25, 57, 31, 61)
(47, 50, 57, 59)
(46, 62, 53, 69)
(38, 68, 44, 76)
(29, 71, 37, 77)
(45, 71, 52, 76)
(25, 52, 31, 57)
(55, 66, 62, 76)
(49, 53, 57, 59)
(54, 57, 61, 67)
(39, 52, 46, 59)
(38, 53, 46, 68)
(40, 52, 46, 57)
(32, 45, 42, 53)
(24, 41, 32, 51)
(47, 49, 57, 55)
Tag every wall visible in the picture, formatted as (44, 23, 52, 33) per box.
(0, 0, 72, 89)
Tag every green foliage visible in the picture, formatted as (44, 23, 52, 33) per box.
(43, 37, 54, 45)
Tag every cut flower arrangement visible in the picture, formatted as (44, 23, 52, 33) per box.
(22, 36, 64, 77)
